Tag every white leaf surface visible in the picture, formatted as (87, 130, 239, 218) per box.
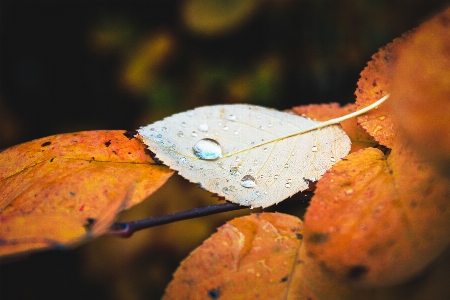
(137, 104, 351, 208)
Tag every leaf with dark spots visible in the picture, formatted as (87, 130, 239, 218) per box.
(0, 130, 173, 258)
(307, 232, 329, 244)
(104, 140, 112, 147)
(41, 141, 51, 147)
(207, 288, 220, 299)
(304, 135, 450, 286)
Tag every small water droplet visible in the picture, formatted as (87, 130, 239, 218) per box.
(170, 145, 176, 150)
(267, 122, 272, 128)
(312, 146, 318, 152)
(179, 157, 187, 164)
(255, 191, 261, 197)
(189, 165, 194, 170)
(230, 167, 240, 176)
(218, 122, 222, 126)
(198, 123, 209, 132)
(177, 131, 184, 137)
(248, 169, 254, 175)
(241, 175, 256, 188)
(227, 114, 237, 121)
(222, 187, 229, 194)
(330, 156, 336, 162)
(274, 175, 279, 179)
(280, 121, 285, 125)
(253, 159, 258, 165)
(223, 126, 228, 131)
(249, 206, 254, 209)
(193, 138, 222, 160)
(264, 191, 268, 195)
(259, 125, 264, 130)
(187, 111, 194, 117)
(257, 115, 262, 119)
(284, 163, 289, 168)
(345, 189, 354, 195)
(229, 186, 236, 192)
(287, 178, 292, 183)
(285, 182, 291, 188)
(181, 122, 187, 127)
(156, 134, 162, 138)
(263, 148, 268, 152)
(191, 131, 198, 137)
(234, 130, 239, 135)
(259, 174, 264, 179)
(150, 127, 155, 131)
(161, 127, 167, 132)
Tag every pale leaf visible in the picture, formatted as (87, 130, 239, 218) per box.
(137, 97, 387, 208)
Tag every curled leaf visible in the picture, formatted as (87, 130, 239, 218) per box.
(0, 130, 173, 258)
(389, 7, 450, 177)
(138, 104, 351, 208)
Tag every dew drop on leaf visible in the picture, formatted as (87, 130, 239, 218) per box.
(192, 138, 222, 160)
(191, 131, 198, 137)
(312, 146, 318, 152)
(198, 123, 209, 132)
(241, 175, 256, 188)
(177, 131, 184, 137)
(227, 114, 237, 121)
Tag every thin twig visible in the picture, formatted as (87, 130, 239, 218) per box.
(109, 202, 247, 238)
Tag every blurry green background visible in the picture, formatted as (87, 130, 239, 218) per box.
(0, 1, 448, 299)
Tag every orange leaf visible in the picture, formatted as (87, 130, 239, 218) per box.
(164, 213, 304, 299)
(389, 7, 450, 177)
(292, 103, 377, 153)
(304, 136, 450, 287)
(0, 130, 173, 258)
(354, 31, 415, 148)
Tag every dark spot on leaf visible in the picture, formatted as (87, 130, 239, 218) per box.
(84, 218, 97, 232)
(296, 233, 303, 240)
(307, 232, 329, 244)
(145, 149, 163, 165)
(41, 141, 51, 147)
(123, 130, 138, 139)
(372, 81, 377, 87)
(410, 201, 417, 208)
(70, 191, 76, 197)
(112, 150, 118, 155)
(347, 265, 369, 280)
(280, 276, 288, 283)
(358, 89, 363, 93)
(104, 140, 112, 147)
(50, 157, 55, 162)
(207, 288, 220, 299)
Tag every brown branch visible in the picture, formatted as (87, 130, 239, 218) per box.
(109, 202, 247, 238)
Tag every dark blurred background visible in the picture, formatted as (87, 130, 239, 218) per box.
(0, 1, 448, 299)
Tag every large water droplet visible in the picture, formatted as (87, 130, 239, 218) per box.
(198, 123, 209, 132)
(241, 175, 256, 188)
(193, 138, 222, 160)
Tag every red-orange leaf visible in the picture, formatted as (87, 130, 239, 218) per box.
(164, 213, 304, 299)
(389, 7, 450, 177)
(304, 136, 450, 287)
(354, 31, 414, 148)
(292, 103, 377, 153)
(0, 130, 173, 258)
